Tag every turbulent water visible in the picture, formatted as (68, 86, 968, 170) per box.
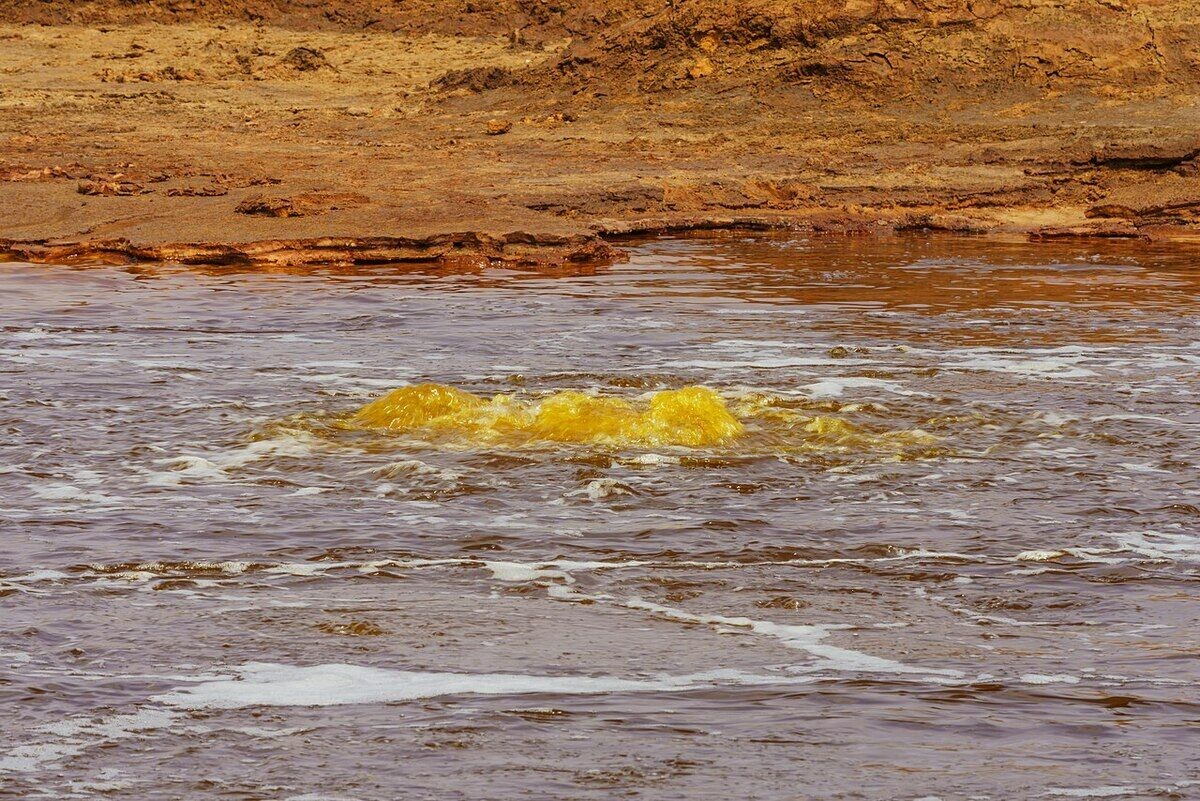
(2, 234, 1199, 800)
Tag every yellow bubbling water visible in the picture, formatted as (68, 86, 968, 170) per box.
(346, 383, 942, 456)
(350, 384, 745, 447)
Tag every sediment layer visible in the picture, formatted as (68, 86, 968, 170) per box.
(1, 1, 1198, 266)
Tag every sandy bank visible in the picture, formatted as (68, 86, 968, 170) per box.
(1, 2, 1198, 266)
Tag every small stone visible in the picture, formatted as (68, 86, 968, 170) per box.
(486, 119, 512, 136)
(235, 195, 302, 217)
(280, 47, 332, 73)
(77, 178, 146, 196)
(687, 56, 714, 79)
(166, 185, 228, 197)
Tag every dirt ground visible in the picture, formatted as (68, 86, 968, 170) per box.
(1, 0, 1198, 266)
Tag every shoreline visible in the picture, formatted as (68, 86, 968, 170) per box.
(2, 9, 1198, 268)
(4, 214, 1198, 270)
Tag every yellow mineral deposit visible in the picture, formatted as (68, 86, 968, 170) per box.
(350, 384, 744, 447)
(349, 383, 938, 454)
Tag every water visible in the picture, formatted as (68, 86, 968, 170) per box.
(2, 234, 1199, 799)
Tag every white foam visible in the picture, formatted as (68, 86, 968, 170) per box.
(949, 354, 1097, 378)
(708, 339, 829, 350)
(11, 328, 51, 341)
(623, 598, 962, 677)
(24, 549, 995, 597)
(1021, 674, 1081, 685)
(153, 662, 804, 709)
(31, 483, 117, 504)
(1117, 462, 1172, 475)
(1107, 530, 1200, 561)
(570, 478, 634, 501)
(665, 356, 844, 369)
(229, 725, 308, 738)
(898, 344, 1111, 379)
(2, 569, 71, 585)
(264, 562, 349, 577)
(157, 431, 322, 481)
(296, 360, 368, 370)
(0, 741, 86, 773)
(801, 377, 914, 398)
(621, 453, 680, 467)
(1044, 788, 1138, 798)
(289, 486, 329, 496)
(549, 559, 649, 572)
(145, 455, 227, 486)
(1, 708, 179, 773)
(1092, 413, 1179, 425)
(373, 459, 443, 479)
(65, 767, 135, 793)
(483, 561, 568, 583)
(1016, 550, 1066, 562)
(38, 708, 177, 739)
(295, 373, 405, 389)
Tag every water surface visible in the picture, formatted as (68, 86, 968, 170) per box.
(2, 235, 1199, 799)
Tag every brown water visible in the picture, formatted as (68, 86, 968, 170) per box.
(2, 234, 1199, 800)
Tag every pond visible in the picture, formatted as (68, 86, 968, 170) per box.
(2, 234, 1198, 798)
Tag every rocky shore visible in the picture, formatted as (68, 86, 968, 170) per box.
(1, 0, 1197, 267)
